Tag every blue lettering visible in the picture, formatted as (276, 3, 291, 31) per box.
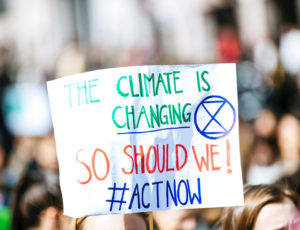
(166, 179, 178, 207)
(177, 180, 188, 205)
(152, 181, 163, 208)
(142, 183, 150, 208)
(128, 184, 140, 209)
(188, 178, 202, 204)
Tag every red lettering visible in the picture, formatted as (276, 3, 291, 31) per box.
(76, 149, 92, 184)
(210, 144, 220, 171)
(176, 144, 188, 171)
(146, 145, 157, 174)
(166, 144, 174, 171)
(134, 145, 145, 174)
(122, 145, 134, 174)
(92, 148, 110, 181)
(157, 145, 166, 173)
(192, 144, 209, 172)
(121, 144, 191, 175)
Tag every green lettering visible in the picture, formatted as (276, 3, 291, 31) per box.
(88, 78, 100, 103)
(160, 104, 169, 125)
(196, 71, 201, 92)
(173, 71, 183, 94)
(163, 72, 172, 94)
(201, 71, 210, 91)
(64, 83, 76, 108)
(168, 104, 174, 125)
(117, 76, 129, 97)
(112, 106, 126, 128)
(172, 104, 182, 124)
(143, 73, 155, 97)
(155, 73, 169, 96)
(129, 75, 139, 97)
(138, 73, 144, 97)
(77, 81, 88, 105)
(150, 105, 160, 128)
(182, 103, 191, 122)
(125, 106, 136, 129)
(137, 106, 151, 128)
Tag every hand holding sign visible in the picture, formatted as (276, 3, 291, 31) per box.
(47, 64, 243, 218)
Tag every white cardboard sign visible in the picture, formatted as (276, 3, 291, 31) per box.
(47, 64, 244, 218)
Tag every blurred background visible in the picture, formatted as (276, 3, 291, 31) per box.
(0, 0, 299, 229)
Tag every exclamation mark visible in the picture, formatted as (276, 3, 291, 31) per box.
(226, 139, 232, 174)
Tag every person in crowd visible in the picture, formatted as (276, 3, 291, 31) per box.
(74, 212, 150, 230)
(153, 208, 221, 230)
(221, 184, 299, 230)
(153, 209, 198, 230)
(11, 162, 73, 230)
(276, 114, 300, 176)
(246, 137, 282, 185)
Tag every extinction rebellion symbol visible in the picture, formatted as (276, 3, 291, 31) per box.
(194, 95, 236, 140)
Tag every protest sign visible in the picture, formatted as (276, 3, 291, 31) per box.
(47, 64, 244, 218)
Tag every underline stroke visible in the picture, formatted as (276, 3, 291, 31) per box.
(117, 126, 190, 135)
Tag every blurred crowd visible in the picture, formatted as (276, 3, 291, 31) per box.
(0, 0, 299, 229)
